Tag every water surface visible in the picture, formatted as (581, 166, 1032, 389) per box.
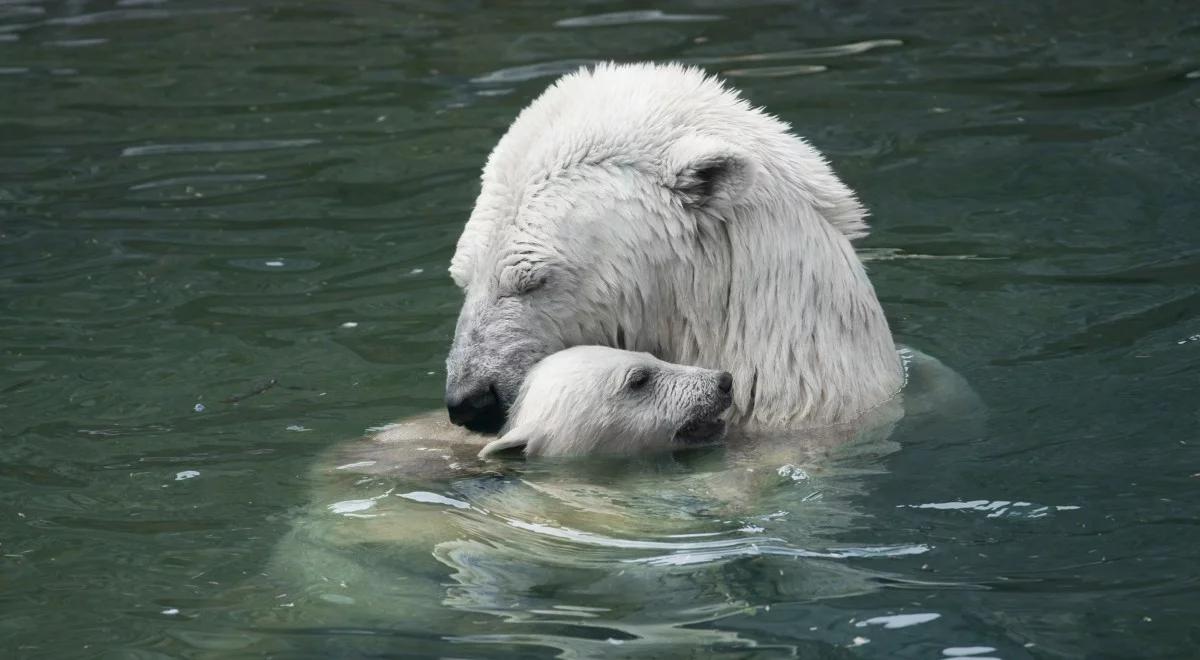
(2, 1, 1199, 658)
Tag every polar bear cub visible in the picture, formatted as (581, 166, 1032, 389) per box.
(480, 346, 733, 458)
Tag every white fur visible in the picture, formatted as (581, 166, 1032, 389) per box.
(447, 62, 902, 429)
(480, 346, 729, 458)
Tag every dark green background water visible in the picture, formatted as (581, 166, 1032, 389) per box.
(2, 1, 1199, 658)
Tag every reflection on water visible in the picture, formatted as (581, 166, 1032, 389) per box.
(263, 351, 968, 656)
(2, 0, 1199, 658)
(272, 440, 905, 656)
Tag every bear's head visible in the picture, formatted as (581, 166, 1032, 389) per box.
(446, 63, 891, 432)
(477, 346, 732, 458)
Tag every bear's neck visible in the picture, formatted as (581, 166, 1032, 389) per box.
(665, 201, 903, 429)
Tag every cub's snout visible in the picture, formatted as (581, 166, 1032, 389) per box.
(674, 368, 733, 447)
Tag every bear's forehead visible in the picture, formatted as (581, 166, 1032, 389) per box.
(485, 64, 753, 194)
(451, 63, 781, 285)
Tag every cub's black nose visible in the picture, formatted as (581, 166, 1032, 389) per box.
(717, 371, 733, 394)
(446, 384, 506, 433)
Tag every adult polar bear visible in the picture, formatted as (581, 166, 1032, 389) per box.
(446, 62, 903, 434)
(257, 65, 972, 654)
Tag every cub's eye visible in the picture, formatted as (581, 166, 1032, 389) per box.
(626, 368, 651, 391)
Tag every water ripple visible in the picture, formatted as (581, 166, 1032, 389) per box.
(128, 173, 268, 191)
(634, 543, 931, 567)
(44, 7, 241, 27)
(555, 10, 723, 28)
(120, 139, 320, 157)
(471, 59, 595, 85)
(699, 38, 904, 65)
(900, 499, 1081, 519)
(696, 39, 903, 78)
(724, 64, 828, 79)
(42, 38, 109, 48)
(503, 517, 928, 566)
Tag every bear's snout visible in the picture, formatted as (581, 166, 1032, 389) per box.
(717, 371, 733, 395)
(446, 382, 505, 433)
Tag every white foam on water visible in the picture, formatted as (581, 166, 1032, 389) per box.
(398, 491, 471, 509)
(944, 647, 998, 657)
(328, 499, 376, 514)
(901, 499, 1081, 519)
(855, 612, 941, 629)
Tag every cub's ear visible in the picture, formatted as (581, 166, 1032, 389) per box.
(668, 136, 757, 209)
(478, 427, 535, 459)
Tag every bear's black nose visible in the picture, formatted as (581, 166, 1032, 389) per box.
(446, 383, 506, 433)
(717, 371, 733, 394)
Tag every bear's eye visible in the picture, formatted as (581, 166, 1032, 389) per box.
(518, 270, 547, 294)
(626, 368, 651, 391)
(499, 263, 549, 298)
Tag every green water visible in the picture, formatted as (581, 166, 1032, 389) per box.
(2, 1, 1199, 658)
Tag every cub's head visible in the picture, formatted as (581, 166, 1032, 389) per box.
(478, 346, 732, 459)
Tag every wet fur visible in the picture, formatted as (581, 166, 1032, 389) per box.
(447, 62, 902, 429)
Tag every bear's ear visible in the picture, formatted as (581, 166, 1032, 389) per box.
(668, 136, 756, 209)
(478, 428, 535, 459)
